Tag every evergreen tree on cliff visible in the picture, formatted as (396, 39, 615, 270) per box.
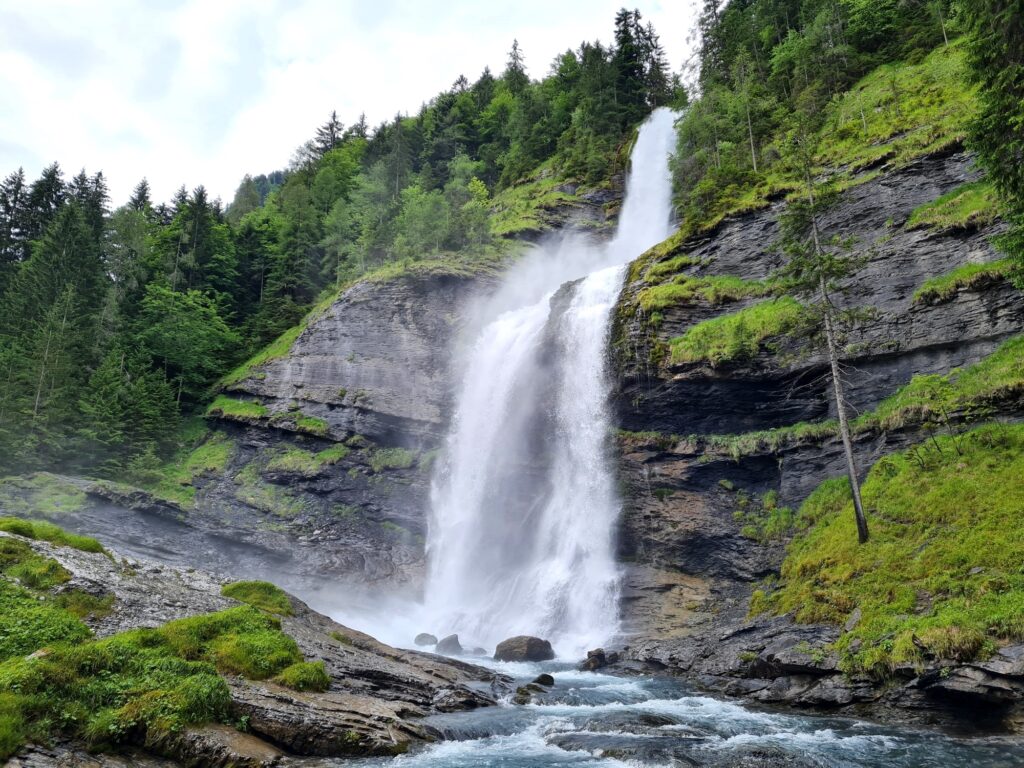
(963, 1, 1024, 288)
(777, 114, 870, 544)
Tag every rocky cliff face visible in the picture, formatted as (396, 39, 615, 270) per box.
(188, 271, 486, 599)
(609, 149, 1024, 729)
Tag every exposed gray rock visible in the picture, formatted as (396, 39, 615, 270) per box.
(436, 633, 463, 655)
(494, 635, 555, 662)
(579, 648, 620, 671)
(414, 632, 438, 646)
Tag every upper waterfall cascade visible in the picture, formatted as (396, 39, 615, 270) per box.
(424, 108, 678, 655)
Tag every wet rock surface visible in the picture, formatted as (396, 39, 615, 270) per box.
(4, 532, 510, 765)
(494, 635, 556, 662)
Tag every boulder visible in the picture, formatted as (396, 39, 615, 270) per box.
(578, 648, 619, 671)
(493, 635, 555, 662)
(532, 673, 555, 687)
(414, 633, 438, 646)
(436, 634, 463, 655)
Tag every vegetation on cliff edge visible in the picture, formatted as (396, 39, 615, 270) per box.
(756, 423, 1024, 678)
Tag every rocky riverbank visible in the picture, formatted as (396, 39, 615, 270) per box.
(0, 527, 508, 766)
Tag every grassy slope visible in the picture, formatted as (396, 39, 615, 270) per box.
(0, 520, 324, 760)
(757, 423, 1024, 678)
(629, 44, 979, 308)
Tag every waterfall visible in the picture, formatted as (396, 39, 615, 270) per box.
(424, 108, 677, 655)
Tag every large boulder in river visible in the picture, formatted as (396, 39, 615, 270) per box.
(494, 635, 555, 662)
(436, 634, 463, 655)
(414, 632, 438, 646)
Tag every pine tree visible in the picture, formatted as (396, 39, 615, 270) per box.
(128, 179, 152, 212)
(777, 121, 871, 544)
(315, 110, 344, 156)
(227, 175, 262, 227)
(24, 163, 66, 243)
(643, 21, 672, 107)
(613, 9, 648, 127)
(0, 168, 27, 275)
(344, 112, 370, 140)
(504, 39, 529, 94)
(963, 0, 1024, 286)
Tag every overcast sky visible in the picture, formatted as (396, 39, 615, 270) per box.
(0, 1, 699, 206)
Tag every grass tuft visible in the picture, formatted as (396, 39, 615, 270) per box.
(206, 396, 269, 421)
(912, 258, 1014, 305)
(906, 181, 1001, 232)
(221, 581, 293, 616)
(668, 297, 805, 366)
(272, 661, 330, 692)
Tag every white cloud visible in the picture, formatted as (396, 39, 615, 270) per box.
(0, 0, 699, 205)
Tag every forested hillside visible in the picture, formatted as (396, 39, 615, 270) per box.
(0, 9, 677, 478)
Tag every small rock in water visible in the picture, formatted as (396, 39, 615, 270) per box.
(466, 646, 488, 656)
(436, 634, 463, 655)
(414, 632, 438, 646)
(532, 673, 555, 687)
(578, 647, 619, 671)
(494, 635, 555, 662)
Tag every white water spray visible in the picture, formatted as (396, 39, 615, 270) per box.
(424, 109, 677, 655)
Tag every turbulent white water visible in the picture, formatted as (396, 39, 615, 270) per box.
(422, 108, 677, 655)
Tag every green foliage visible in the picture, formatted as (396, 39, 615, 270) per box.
(815, 44, 975, 173)
(0, 601, 315, 757)
(731, 489, 797, 543)
(912, 258, 1014, 304)
(0, 585, 90, 668)
(221, 581, 293, 616)
(668, 297, 805, 366)
(638, 275, 780, 313)
(670, 13, 972, 251)
(369, 447, 416, 473)
(906, 181, 1001, 231)
(489, 175, 581, 238)
(141, 429, 234, 509)
(265, 444, 350, 476)
(221, 325, 302, 386)
(962, 1, 1024, 287)
(137, 286, 241, 407)
(698, 333, 1024, 462)
(206, 396, 268, 421)
(0, 516, 104, 554)
(766, 424, 1024, 677)
(0, 536, 71, 590)
(272, 661, 330, 692)
(54, 591, 114, 620)
(858, 334, 1024, 432)
(701, 420, 840, 460)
